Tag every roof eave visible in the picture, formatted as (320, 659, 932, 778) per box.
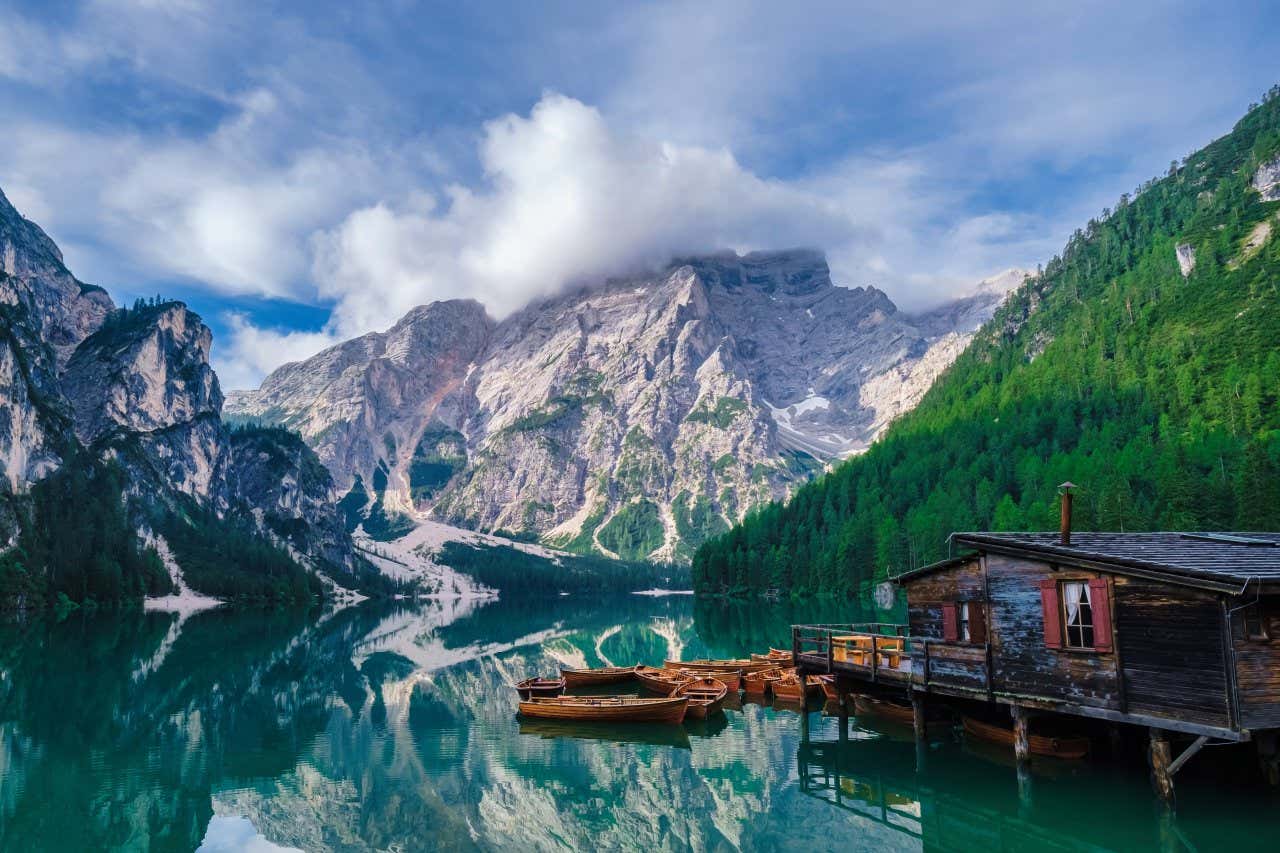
(949, 533, 1250, 594)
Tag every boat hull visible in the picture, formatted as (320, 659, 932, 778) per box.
(635, 666, 690, 695)
(519, 695, 688, 724)
(675, 669, 741, 691)
(560, 666, 637, 687)
(962, 716, 1090, 760)
(771, 674, 806, 701)
(743, 668, 782, 695)
(665, 659, 776, 674)
(514, 678, 565, 700)
(675, 678, 728, 720)
(853, 694, 916, 726)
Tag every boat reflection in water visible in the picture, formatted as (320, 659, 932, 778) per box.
(518, 718, 694, 750)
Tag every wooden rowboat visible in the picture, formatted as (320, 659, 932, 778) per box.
(675, 677, 728, 720)
(743, 667, 783, 695)
(518, 695, 688, 724)
(962, 716, 1090, 760)
(560, 665, 637, 687)
(664, 658, 777, 674)
(816, 674, 839, 701)
(635, 665, 692, 695)
(771, 671, 807, 701)
(751, 648, 795, 664)
(513, 677, 565, 700)
(853, 694, 916, 726)
(804, 675, 826, 697)
(676, 668, 742, 692)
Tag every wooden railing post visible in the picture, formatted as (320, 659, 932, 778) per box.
(871, 635, 878, 683)
(826, 629, 834, 672)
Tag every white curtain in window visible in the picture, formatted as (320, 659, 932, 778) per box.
(1064, 581, 1089, 625)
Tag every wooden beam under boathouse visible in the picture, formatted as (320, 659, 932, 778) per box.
(792, 514, 1280, 802)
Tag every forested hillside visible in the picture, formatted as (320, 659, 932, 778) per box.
(694, 87, 1280, 597)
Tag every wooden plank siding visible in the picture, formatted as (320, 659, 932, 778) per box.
(1113, 576, 1230, 727)
(1232, 596, 1280, 729)
(984, 555, 1122, 709)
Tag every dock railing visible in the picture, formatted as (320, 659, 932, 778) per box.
(793, 624, 991, 694)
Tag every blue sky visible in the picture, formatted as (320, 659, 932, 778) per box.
(1, 0, 1277, 387)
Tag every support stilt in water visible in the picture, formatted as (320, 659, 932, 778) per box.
(1257, 731, 1280, 786)
(800, 702, 810, 742)
(1011, 705, 1030, 765)
(1109, 722, 1124, 758)
(1149, 728, 1175, 807)
(911, 691, 926, 742)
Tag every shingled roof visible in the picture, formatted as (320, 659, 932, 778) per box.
(900, 532, 1280, 592)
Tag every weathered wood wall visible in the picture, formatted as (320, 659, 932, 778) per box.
(904, 553, 1243, 729)
(1231, 595, 1280, 729)
(906, 558, 982, 641)
(1113, 576, 1229, 727)
(984, 555, 1121, 709)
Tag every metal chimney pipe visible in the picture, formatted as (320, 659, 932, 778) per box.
(1058, 482, 1076, 546)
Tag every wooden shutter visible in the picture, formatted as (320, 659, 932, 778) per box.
(969, 601, 987, 644)
(941, 603, 959, 643)
(1040, 579, 1063, 649)
(1089, 578, 1113, 652)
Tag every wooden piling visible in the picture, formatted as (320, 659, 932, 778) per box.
(1149, 728, 1175, 806)
(1011, 706, 1030, 765)
(911, 692, 926, 742)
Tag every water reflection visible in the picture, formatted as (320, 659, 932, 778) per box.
(0, 594, 1274, 852)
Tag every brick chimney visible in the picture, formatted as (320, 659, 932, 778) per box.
(1058, 482, 1076, 546)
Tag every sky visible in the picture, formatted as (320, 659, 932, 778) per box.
(1, 0, 1277, 388)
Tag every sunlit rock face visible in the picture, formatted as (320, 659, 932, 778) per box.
(1254, 152, 1280, 201)
(0, 184, 359, 578)
(229, 251, 1023, 561)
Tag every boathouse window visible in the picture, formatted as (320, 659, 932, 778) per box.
(1062, 582, 1093, 649)
(1040, 577, 1112, 652)
(942, 601, 985, 643)
(1243, 603, 1269, 641)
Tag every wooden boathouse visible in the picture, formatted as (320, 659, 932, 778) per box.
(793, 498, 1280, 801)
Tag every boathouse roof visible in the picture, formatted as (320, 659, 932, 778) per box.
(896, 532, 1280, 592)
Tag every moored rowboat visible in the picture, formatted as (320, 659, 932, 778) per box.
(804, 675, 825, 697)
(817, 674, 839, 701)
(675, 677, 729, 720)
(962, 716, 1090, 760)
(518, 695, 689, 724)
(743, 667, 783, 695)
(751, 648, 795, 665)
(853, 694, 916, 726)
(560, 665, 638, 687)
(635, 665, 692, 695)
(665, 658, 777, 674)
(676, 668, 742, 692)
(513, 677, 565, 700)
(771, 671, 807, 701)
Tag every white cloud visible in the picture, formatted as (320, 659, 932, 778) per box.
(214, 314, 342, 391)
(309, 93, 859, 336)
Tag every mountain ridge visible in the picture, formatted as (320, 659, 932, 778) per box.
(228, 250, 1023, 561)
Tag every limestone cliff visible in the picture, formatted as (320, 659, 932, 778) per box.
(229, 250, 1023, 561)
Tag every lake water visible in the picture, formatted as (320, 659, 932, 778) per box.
(1, 594, 1277, 852)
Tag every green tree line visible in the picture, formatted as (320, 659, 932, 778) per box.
(694, 86, 1280, 597)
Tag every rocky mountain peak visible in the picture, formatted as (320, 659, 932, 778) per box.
(62, 301, 223, 447)
(228, 249, 1022, 562)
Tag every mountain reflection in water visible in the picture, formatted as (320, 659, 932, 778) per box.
(0, 594, 1276, 851)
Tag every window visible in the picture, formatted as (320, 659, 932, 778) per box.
(1243, 603, 1270, 641)
(1041, 577, 1112, 652)
(959, 602, 971, 642)
(1062, 581, 1094, 649)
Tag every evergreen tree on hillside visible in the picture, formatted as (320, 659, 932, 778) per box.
(694, 87, 1280, 597)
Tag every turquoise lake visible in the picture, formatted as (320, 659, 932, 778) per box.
(1, 594, 1277, 851)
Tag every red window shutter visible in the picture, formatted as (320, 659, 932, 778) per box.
(1040, 579, 1063, 649)
(969, 602, 987, 644)
(942, 603, 959, 642)
(1089, 578, 1113, 652)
